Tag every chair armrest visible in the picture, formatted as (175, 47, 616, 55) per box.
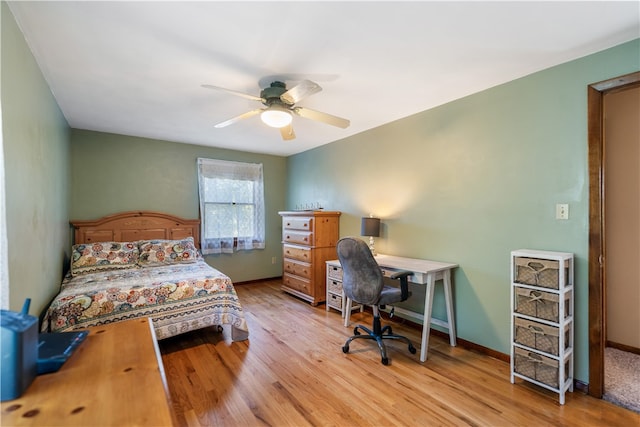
(389, 270, 412, 301)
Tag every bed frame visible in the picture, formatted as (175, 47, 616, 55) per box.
(71, 210, 200, 247)
(54, 211, 248, 342)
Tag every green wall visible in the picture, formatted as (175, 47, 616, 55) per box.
(1, 2, 70, 314)
(286, 39, 640, 383)
(4, 0, 639, 385)
(70, 129, 287, 283)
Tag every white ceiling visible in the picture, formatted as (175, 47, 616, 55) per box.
(8, 1, 640, 156)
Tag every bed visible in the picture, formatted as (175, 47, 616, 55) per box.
(41, 211, 249, 341)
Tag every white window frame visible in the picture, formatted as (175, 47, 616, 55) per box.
(197, 158, 265, 254)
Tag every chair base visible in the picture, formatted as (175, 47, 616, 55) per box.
(341, 308, 416, 365)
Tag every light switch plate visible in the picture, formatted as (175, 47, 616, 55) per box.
(556, 204, 569, 220)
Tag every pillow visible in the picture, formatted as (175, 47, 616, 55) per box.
(71, 241, 139, 276)
(137, 237, 199, 267)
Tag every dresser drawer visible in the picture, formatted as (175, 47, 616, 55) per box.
(283, 230, 314, 246)
(283, 244, 311, 262)
(283, 273, 311, 294)
(282, 216, 313, 231)
(283, 259, 312, 279)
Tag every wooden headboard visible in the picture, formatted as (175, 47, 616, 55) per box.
(71, 211, 200, 248)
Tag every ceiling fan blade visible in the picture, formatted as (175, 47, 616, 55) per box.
(214, 109, 263, 128)
(293, 107, 350, 129)
(280, 80, 322, 104)
(280, 124, 296, 140)
(202, 84, 264, 102)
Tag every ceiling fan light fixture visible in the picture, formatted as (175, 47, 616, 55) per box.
(261, 107, 292, 128)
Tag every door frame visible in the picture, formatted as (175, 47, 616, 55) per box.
(587, 71, 640, 398)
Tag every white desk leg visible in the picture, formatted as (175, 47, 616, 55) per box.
(344, 298, 352, 327)
(420, 273, 436, 362)
(443, 270, 457, 347)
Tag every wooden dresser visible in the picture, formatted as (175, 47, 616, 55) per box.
(279, 210, 341, 306)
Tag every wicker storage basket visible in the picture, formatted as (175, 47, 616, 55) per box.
(514, 318, 569, 356)
(327, 265, 343, 281)
(514, 347, 569, 389)
(514, 287, 571, 323)
(514, 257, 569, 289)
(327, 279, 342, 294)
(327, 293, 342, 310)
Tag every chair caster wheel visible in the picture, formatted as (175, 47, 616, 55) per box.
(409, 344, 416, 354)
(342, 345, 349, 353)
(382, 357, 389, 365)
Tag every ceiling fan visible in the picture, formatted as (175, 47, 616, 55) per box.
(202, 80, 350, 140)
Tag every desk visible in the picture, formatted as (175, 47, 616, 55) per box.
(327, 254, 458, 362)
(1, 318, 174, 426)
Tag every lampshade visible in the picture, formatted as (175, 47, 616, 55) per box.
(261, 107, 293, 128)
(361, 217, 380, 237)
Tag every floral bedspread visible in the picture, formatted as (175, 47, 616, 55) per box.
(42, 260, 249, 341)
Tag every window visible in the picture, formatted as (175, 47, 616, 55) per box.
(197, 158, 265, 254)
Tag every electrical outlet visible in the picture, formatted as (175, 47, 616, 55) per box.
(271, 256, 277, 264)
(556, 204, 569, 220)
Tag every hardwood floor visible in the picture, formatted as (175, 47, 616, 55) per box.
(160, 279, 639, 427)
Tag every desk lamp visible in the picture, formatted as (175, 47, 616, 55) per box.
(361, 216, 380, 256)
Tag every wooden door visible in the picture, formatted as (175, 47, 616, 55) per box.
(587, 71, 640, 398)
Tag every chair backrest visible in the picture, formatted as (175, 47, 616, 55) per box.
(336, 237, 384, 305)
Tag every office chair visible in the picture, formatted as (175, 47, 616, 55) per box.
(337, 237, 416, 365)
